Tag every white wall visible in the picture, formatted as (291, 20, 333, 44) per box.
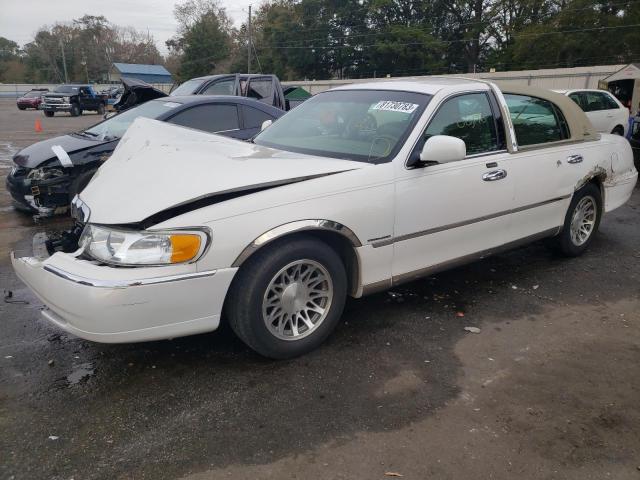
(281, 65, 627, 94)
(0, 83, 174, 98)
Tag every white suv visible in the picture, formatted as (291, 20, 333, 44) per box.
(556, 89, 629, 136)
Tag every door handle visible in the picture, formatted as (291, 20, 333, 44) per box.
(482, 169, 507, 181)
(567, 154, 583, 164)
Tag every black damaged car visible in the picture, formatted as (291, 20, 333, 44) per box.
(6, 96, 285, 215)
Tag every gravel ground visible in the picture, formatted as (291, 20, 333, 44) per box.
(1, 98, 639, 480)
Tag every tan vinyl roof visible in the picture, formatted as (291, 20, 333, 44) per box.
(495, 82, 600, 146)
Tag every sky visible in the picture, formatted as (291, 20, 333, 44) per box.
(0, 0, 258, 54)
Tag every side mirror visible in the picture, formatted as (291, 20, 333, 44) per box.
(261, 119, 273, 131)
(409, 135, 466, 168)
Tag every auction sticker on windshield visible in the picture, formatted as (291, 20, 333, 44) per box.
(372, 101, 419, 113)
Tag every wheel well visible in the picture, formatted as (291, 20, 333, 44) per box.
(612, 125, 624, 134)
(237, 230, 361, 297)
(584, 176, 605, 205)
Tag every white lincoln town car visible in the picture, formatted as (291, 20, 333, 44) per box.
(12, 78, 638, 358)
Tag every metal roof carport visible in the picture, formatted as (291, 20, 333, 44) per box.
(603, 64, 640, 114)
(109, 63, 173, 85)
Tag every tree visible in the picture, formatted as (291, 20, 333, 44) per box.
(166, 0, 233, 80)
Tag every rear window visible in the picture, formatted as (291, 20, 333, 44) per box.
(504, 94, 570, 146)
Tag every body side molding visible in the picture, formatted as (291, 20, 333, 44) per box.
(232, 219, 362, 267)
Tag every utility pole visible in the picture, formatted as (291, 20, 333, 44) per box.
(247, 4, 252, 74)
(60, 39, 69, 83)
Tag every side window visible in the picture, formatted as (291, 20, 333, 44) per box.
(168, 104, 240, 133)
(241, 105, 274, 129)
(247, 79, 272, 101)
(423, 93, 499, 156)
(601, 92, 620, 110)
(79, 87, 90, 95)
(504, 94, 569, 146)
(569, 92, 586, 110)
(201, 79, 235, 95)
(580, 92, 612, 112)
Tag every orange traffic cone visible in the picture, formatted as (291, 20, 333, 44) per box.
(34, 119, 43, 133)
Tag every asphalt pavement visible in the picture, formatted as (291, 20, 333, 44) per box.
(1, 98, 639, 480)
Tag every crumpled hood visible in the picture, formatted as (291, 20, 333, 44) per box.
(81, 117, 367, 224)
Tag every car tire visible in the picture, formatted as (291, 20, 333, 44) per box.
(44, 111, 54, 117)
(611, 125, 625, 136)
(18, 106, 26, 110)
(70, 104, 80, 117)
(226, 235, 347, 359)
(552, 182, 602, 257)
(97, 104, 105, 115)
(68, 169, 97, 201)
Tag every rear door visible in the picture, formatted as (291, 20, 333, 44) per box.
(503, 93, 591, 239)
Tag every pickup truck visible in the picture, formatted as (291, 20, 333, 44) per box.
(41, 85, 107, 117)
(170, 73, 293, 110)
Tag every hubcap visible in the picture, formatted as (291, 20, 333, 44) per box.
(262, 260, 333, 341)
(570, 195, 597, 246)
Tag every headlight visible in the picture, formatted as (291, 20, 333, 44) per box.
(79, 224, 210, 266)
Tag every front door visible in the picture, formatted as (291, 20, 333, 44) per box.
(392, 91, 515, 282)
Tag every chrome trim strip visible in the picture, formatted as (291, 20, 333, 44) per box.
(232, 219, 362, 267)
(371, 195, 571, 248)
(391, 228, 560, 286)
(43, 265, 217, 289)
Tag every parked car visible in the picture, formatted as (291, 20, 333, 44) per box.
(16, 89, 48, 110)
(555, 89, 630, 136)
(12, 79, 637, 358)
(170, 73, 289, 110)
(41, 84, 107, 117)
(6, 96, 285, 215)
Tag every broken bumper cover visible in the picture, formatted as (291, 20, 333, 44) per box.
(6, 169, 74, 214)
(604, 169, 638, 212)
(11, 252, 237, 343)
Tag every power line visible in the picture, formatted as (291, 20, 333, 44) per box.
(256, 23, 640, 50)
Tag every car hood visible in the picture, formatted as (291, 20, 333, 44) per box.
(13, 134, 112, 168)
(81, 117, 367, 225)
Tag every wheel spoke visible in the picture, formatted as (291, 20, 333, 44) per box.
(262, 259, 334, 341)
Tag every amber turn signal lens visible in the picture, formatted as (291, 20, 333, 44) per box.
(169, 234, 202, 263)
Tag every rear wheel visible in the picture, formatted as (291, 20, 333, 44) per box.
(18, 105, 26, 111)
(552, 182, 602, 257)
(226, 236, 347, 359)
(611, 125, 624, 136)
(43, 111, 54, 117)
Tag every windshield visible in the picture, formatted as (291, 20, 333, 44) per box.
(54, 85, 80, 94)
(170, 79, 206, 96)
(84, 100, 182, 140)
(24, 91, 44, 98)
(254, 89, 430, 163)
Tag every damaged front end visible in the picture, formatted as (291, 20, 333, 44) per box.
(6, 164, 82, 216)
